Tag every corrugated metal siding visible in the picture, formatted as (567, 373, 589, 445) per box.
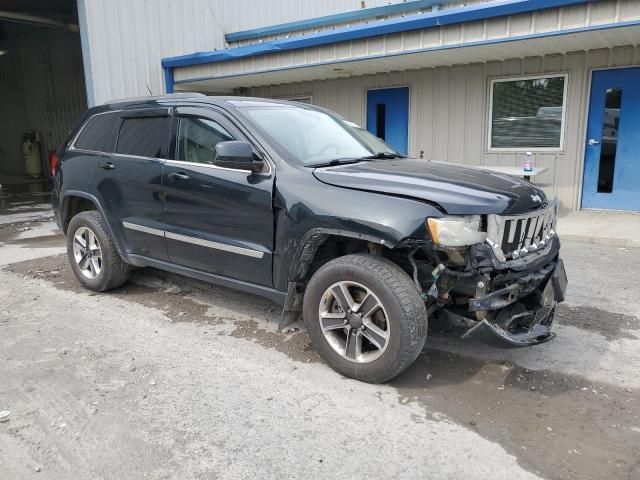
(219, 0, 412, 40)
(174, 0, 640, 84)
(82, 0, 421, 105)
(249, 46, 640, 212)
(82, 0, 226, 105)
(0, 30, 28, 177)
(227, 1, 490, 47)
(0, 26, 86, 176)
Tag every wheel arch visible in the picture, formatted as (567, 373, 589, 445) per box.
(287, 228, 393, 285)
(278, 227, 411, 329)
(60, 190, 128, 260)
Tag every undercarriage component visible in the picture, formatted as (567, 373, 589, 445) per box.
(468, 262, 555, 312)
(462, 317, 555, 348)
(462, 259, 567, 348)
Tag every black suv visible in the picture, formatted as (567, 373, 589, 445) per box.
(52, 94, 567, 383)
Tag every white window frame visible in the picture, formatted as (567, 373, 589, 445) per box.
(487, 73, 569, 153)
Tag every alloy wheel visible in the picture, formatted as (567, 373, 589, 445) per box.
(72, 226, 103, 279)
(318, 281, 390, 363)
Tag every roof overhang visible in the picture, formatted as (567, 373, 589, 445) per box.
(164, 0, 591, 69)
(173, 21, 640, 93)
(162, 0, 640, 94)
(224, 0, 460, 44)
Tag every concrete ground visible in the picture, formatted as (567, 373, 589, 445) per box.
(558, 209, 640, 248)
(0, 191, 639, 480)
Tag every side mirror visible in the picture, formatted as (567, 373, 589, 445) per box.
(214, 141, 264, 173)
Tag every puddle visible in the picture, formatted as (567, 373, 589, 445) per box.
(230, 319, 320, 364)
(556, 305, 639, 340)
(3, 253, 320, 363)
(0, 190, 53, 226)
(391, 349, 640, 480)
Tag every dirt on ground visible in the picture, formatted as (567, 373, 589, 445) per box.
(3, 249, 639, 480)
(1, 192, 640, 479)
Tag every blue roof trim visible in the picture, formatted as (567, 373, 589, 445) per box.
(162, 0, 592, 69)
(172, 19, 640, 86)
(225, 0, 455, 43)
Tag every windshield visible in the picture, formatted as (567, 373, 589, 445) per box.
(239, 104, 399, 166)
(342, 120, 397, 155)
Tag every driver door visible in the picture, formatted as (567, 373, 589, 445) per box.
(162, 106, 274, 286)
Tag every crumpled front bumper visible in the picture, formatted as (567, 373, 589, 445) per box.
(457, 233, 568, 348)
(462, 319, 556, 347)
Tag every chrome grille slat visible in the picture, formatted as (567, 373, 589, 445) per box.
(487, 200, 558, 260)
(524, 218, 533, 248)
(507, 220, 517, 244)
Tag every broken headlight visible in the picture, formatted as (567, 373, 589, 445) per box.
(427, 215, 487, 247)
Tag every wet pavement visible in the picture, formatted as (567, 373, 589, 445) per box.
(1, 191, 639, 479)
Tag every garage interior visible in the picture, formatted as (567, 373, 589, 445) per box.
(0, 0, 86, 193)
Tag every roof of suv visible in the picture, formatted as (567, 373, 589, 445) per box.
(99, 93, 307, 112)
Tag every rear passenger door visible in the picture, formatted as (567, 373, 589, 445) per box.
(91, 108, 171, 261)
(162, 106, 274, 286)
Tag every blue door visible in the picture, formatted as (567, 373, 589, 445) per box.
(582, 68, 640, 211)
(366, 87, 409, 155)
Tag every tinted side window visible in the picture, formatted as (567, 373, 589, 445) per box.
(74, 112, 119, 152)
(176, 117, 235, 164)
(116, 116, 170, 158)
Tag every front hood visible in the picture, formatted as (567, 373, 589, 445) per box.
(312, 159, 547, 215)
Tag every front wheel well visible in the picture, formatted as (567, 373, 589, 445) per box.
(62, 196, 98, 234)
(291, 233, 404, 288)
(307, 236, 372, 281)
(280, 234, 391, 329)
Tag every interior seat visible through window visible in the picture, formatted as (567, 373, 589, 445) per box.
(176, 117, 234, 164)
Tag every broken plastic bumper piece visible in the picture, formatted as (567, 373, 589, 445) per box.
(461, 317, 556, 348)
(463, 259, 567, 348)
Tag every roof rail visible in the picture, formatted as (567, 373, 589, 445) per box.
(103, 92, 206, 105)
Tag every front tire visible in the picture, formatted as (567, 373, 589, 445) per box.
(66, 211, 130, 292)
(303, 254, 428, 383)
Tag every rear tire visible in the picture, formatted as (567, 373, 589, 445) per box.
(66, 211, 130, 292)
(303, 253, 427, 383)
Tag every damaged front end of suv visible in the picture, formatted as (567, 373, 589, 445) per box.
(403, 199, 567, 348)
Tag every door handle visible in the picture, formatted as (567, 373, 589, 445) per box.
(588, 138, 600, 146)
(168, 172, 190, 181)
(99, 162, 115, 170)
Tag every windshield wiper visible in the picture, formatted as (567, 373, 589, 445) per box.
(307, 158, 364, 168)
(307, 152, 403, 168)
(362, 152, 404, 159)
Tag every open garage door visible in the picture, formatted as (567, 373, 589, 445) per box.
(0, 0, 87, 194)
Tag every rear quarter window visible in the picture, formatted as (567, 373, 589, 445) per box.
(116, 116, 170, 158)
(74, 112, 120, 152)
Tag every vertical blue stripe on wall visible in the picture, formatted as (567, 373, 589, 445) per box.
(164, 67, 174, 94)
